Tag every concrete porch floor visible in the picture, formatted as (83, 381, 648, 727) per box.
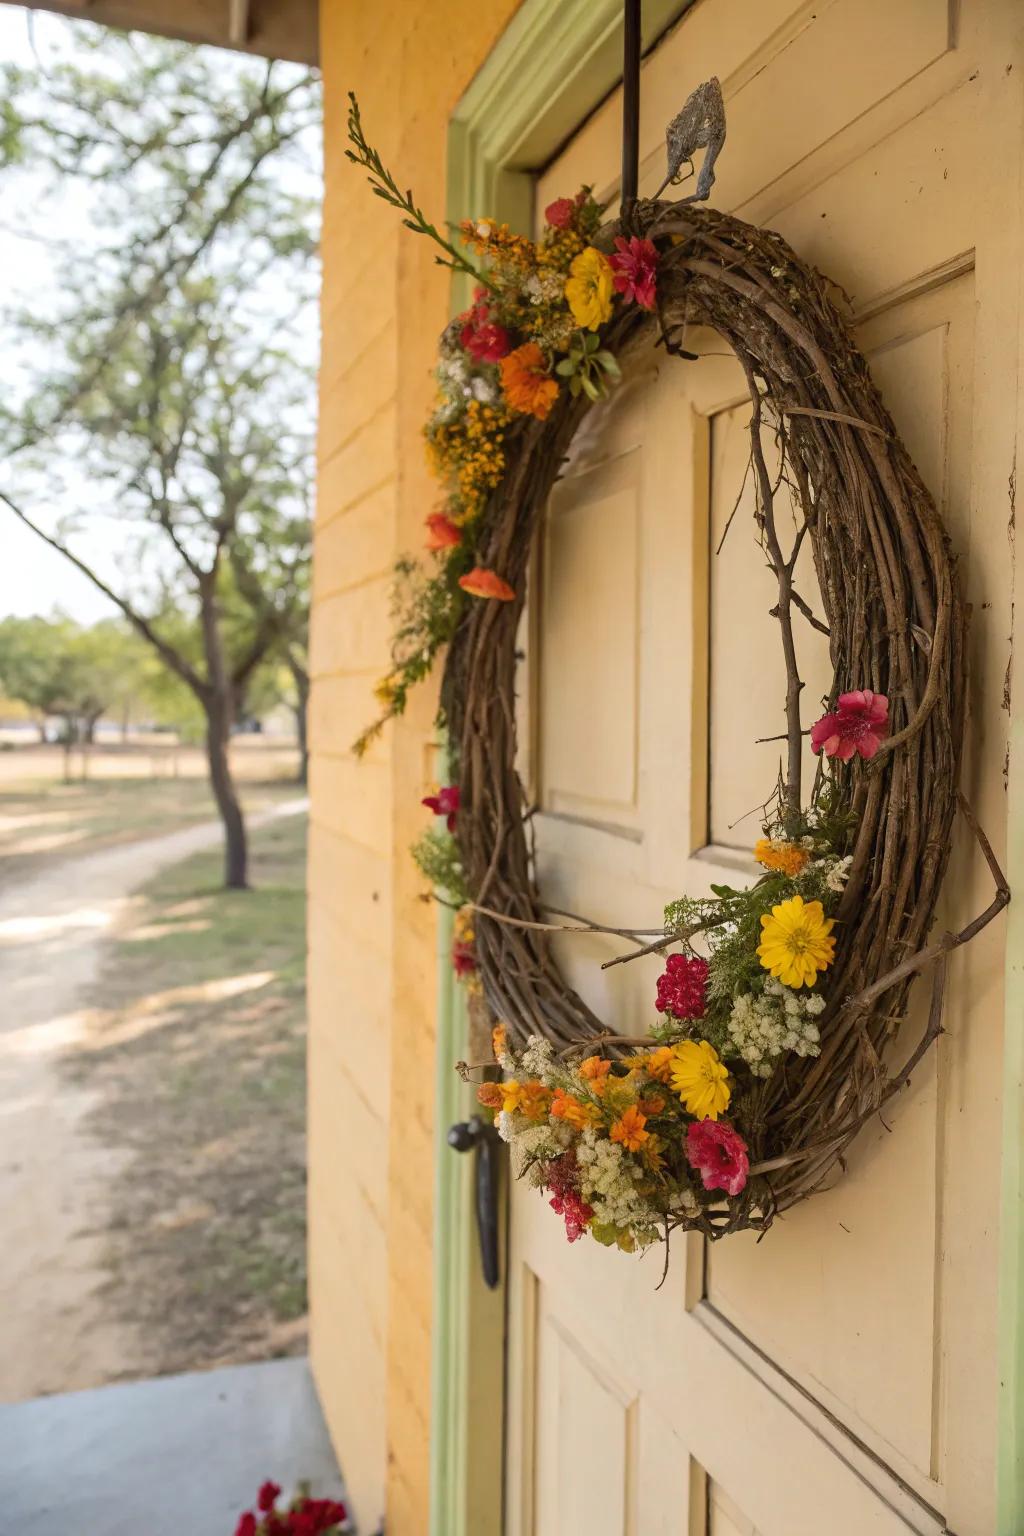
(0, 1356, 348, 1536)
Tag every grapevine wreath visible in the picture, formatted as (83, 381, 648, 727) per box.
(347, 92, 1008, 1253)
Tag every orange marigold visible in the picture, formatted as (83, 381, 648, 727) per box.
(492, 1024, 508, 1062)
(477, 1082, 503, 1110)
(609, 1104, 649, 1153)
(644, 1046, 675, 1084)
(550, 1087, 598, 1131)
(500, 342, 560, 420)
(638, 1092, 667, 1116)
(753, 837, 810, 876)
(579, 1055, 612, 1093)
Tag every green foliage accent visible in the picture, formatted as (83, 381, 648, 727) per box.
(411, 826, 469, 907)
(353, 554, 470, 757)
(345, 93, 491, 290)
(554, 329, 622, 400)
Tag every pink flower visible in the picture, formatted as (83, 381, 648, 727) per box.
(545, 196, 576, 229)
(549, 1188, 594, 1242)
(258, 1483, 282, 1515)
(422, 784, 460, 831)
(459, 287, 511, 363)
(810, 689, 889, 761)
(686, 1119, 749, 1197)
(608, 235, 659, 310)
(655, 953, 709, 1021)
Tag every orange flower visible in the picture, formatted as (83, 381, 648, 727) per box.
(519, 1081, 551, 1122)
(638, 1092, 666, 1116)
(579, 1055, 612, 1093)
(550, 1087, 598, 1130)
(458, 567, 516, 601)
(753, 837, 810, 877)
(610, 1104, 649, 1153)
(645, 1047, 675, 1084)
(425, 511, 462, 551)
(477, 1082, 503, 1110)
(492, 1024, 508, 1062)
(499, 342, 560, 420)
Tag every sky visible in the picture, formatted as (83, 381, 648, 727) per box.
(0, 6, 320, 625)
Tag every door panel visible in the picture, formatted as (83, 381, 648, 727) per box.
(505, 4, 1018, 1534)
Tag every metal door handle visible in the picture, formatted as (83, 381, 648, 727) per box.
(447, 1114, 501, 1289)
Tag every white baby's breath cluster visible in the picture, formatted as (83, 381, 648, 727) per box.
(519, 1033, 556, 1079)
(727, 979, 825, 1077)
(513, 1121, 572, 1179)
(576, 1129, 656, 1235)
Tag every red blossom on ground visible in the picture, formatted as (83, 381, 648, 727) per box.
(459, 287, 511, 363)
(686, 1119, 749, 1196)
(608, 235, 659, 309)
(258, 1484, 282, 1514)
(810, 689, 889, 761)
(425, 511, 462, 551)
(655, 953, 709, 1020)
(544, 195, 576, 228)
(422, 784, 460, 831)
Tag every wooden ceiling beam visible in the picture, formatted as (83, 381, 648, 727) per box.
(0, 0, 319, 66)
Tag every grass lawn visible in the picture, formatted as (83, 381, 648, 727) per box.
(70, 810, 309, 1378)
(0, 747, 301, 888)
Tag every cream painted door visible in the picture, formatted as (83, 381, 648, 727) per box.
(505, 5, 1020, 1535)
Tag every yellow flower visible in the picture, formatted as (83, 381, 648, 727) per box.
(757, 894, 836, 988)
(753, 837, 809, 876)
(669, 1040, 731, 1121)
(565, 246, 614, 330)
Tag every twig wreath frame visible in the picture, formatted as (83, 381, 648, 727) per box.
(347, 93, 1009, 1248)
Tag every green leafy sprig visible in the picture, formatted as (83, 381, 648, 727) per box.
(345, 93, 494, 291)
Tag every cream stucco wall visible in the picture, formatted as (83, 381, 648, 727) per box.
(308, 4, 521, 1531)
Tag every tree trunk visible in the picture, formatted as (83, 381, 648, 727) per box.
(204, 694, 248, 889)
(199, 574, 248, 890)
(288, 657, 310, 788)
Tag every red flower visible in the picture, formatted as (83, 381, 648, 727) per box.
(258, 1483, 282, 1514)
(609, 235, 659, 310)
(545, 196, 576, 229)
(459, 287, 511, 363)
(422, 784, 460, 831)
(549, 1187, 594, 1242)
(686, 1119, 749, 1197)
(655, 953, 709, 1021)
(452, 938, 477, 979)
(425, 512, 462, 552)
(235, 1515, 257, 1536)
(811, 689, 889, 761)
(459, 567, 516, 601)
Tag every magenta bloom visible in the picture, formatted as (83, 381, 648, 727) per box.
(655, 953, 709, 1021)
(810, 689, 889, 762)
(545, 196, 576, 229)
(609, 235, 659, 310)
(686, 1119, 749, 1197)
(549, 1188, 594, 1242)
(459, 288, 511, 363)
(422, 784, 460, 831)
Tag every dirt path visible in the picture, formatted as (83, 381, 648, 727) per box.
(0, 802, 306, 1403)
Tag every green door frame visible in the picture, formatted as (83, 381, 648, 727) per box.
(429, 7, 692, 1535)
(430, 5, 1024, 1533)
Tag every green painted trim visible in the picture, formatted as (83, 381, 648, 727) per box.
(430, 6, 694, 1534)
(999, 709, 1024, 1533)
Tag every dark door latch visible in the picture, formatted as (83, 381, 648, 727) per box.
(447, 1114, 501, 1289)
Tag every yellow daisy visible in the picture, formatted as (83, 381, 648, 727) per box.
(669, 1040, 731, 1121)
(565, 246, 614, 330)
(757, 894, 836, 988)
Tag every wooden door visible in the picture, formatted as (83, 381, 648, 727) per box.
(504, 4, 1020, 1534)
